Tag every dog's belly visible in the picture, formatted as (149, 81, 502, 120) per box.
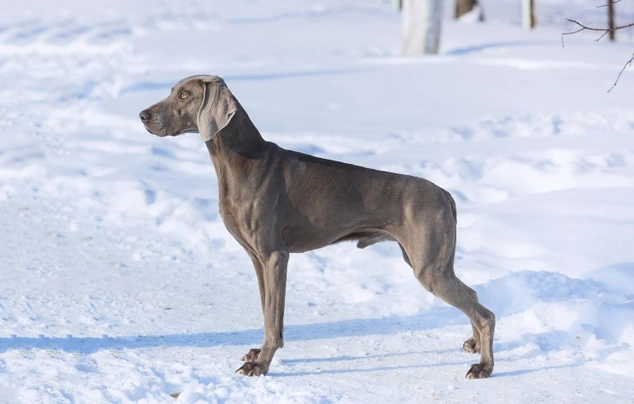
(281, 221, 393, 253)
(282, 229, 342, 253)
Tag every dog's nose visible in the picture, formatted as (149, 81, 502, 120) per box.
(139, 110, 150, 122)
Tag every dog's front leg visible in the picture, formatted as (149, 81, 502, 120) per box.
(239, 256, 265, 363)
(236, 250, 289, 376)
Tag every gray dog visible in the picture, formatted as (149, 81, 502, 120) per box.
(139, 75, 495, 379)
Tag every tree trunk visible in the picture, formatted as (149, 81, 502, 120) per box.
(522, 0, 536, 30)
(608, 0, 616, 41)
(401, 0, 443, 56)
(455, 0, 476, 19)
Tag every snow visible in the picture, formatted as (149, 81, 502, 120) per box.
(1, 0, 634, 402)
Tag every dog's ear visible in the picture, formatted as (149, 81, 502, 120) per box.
(197, 77, 237, 142)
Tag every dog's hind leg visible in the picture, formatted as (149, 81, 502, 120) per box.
(440, 272, 494, 379)
(459, 280, 483, 354)
(403, 202, 495, 378)
(414, 257, 495, 378)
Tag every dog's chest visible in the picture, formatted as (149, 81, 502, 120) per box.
(217, 198, 243, 240)
(217, 194, 263, 251)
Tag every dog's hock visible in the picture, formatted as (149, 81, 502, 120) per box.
(197, 79, 237, 142)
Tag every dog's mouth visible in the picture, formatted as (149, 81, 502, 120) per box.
(141, 117, 189, 137)
(144, 126, 162, 137)
(142, 123, 170, 137)
(149, 129, 186, 138)
(147, 129, 169, 137)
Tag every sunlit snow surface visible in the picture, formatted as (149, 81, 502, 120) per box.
(1, 1, 633, 402)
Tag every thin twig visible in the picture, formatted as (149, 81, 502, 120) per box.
(608, 51, 634, 93)
(564, 18, 634, 41)
(562, 19, 634, 47)
(561, 26, 585, 48)
(597, 0, 622, 8)
(562, 17, 634, 92)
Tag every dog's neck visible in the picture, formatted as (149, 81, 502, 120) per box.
(204, 102, 268, 193)
(206, 99, 267, 154)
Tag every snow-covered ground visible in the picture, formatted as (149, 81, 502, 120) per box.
(1, 0, 633, 402)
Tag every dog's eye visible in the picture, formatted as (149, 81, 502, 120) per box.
(179, 92, 188, 100)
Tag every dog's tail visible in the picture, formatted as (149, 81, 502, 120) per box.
(442, 189, 457, 224)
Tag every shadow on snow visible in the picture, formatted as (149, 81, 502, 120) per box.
(0, 308, 464, 354)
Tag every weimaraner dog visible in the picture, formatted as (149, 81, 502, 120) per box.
(139, 75, 495, 379)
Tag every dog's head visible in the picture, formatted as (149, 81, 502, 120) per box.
(139, 75, 237, 142)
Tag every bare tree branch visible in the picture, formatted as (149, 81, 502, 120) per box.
(561, 15, 634, 92)
(562, 18, 634, 44)
(608, 51, 634, 92)
(597, 0, 622, 8)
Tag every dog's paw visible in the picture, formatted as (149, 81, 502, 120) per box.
(465, 363, 493, 379)
(240, 348, 261, 362)
(462, 337, 480, 354)
(235, 362, 268, 377)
